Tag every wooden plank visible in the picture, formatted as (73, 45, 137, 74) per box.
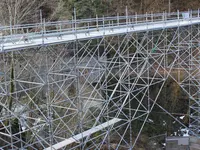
(44, 118, 121, 150)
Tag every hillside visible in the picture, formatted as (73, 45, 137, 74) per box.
(60, 0, 200, 18)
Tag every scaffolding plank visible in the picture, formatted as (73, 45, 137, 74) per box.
(44, 118, 121, 150)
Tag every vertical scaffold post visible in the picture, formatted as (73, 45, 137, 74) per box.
(126, 6, 128, 32)
(151, 11, 153, 22)
(168, 0, 171, 14)
(188, 9, 190, 19)
(188, 9, 192, 22)
(136, 12, 137, 24)
(9, 16, 13, 43)
(117, 13, 119, 26)
(87, 22, 90, 33)
(177, 10, 179, 20)
(162, 11, 164, 21)
(40, 9, 44, 45)
(126, 6, 128, 26)
(43, 18, 46, 34)
(42, 18, 45, 45)
(96, 14, 99, 31)
(59, 23, 62, 33)
(146, 12, 148, 30)
(43, 18, 46, 42)
(0, 29, 3, 51)
(112, 20, 114, 31)
(164, 11, 166, 28)
(74, 7, 77, 38)
(146, 12, 148, 22)
(72, 16, 74, 31)
(103, 15, 105, 35)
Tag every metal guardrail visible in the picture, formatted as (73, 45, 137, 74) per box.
(0, 9, 200, 49)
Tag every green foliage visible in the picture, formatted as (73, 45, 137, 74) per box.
(11, 118, 26, 141)
(144, 77, 189, 137)
(68, 84, 76, 97)
(11, 118, 20, 134)
(63, 0, 110, 18)
(106, 75, 189, 147)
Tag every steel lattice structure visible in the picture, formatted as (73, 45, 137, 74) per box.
(0, 10, 200, 149)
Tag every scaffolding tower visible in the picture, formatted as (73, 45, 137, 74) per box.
(0, 10, 200, 149)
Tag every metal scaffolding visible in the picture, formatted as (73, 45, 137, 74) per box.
(0, 10, 200, 149)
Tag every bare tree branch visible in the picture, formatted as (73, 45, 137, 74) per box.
(0, 0, 62, 26)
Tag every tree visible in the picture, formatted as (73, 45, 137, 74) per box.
(0, 0, 64, 26)
(63, 0, 110, 19)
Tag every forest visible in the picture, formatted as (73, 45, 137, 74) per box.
(1, 0, 200, 25)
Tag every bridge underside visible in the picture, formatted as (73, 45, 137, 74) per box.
(0, 24, 200, 149)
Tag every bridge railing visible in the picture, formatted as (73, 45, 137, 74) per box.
(0, 9, 199, 46)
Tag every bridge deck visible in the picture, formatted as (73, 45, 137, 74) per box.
(1, 11, 200, 52)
